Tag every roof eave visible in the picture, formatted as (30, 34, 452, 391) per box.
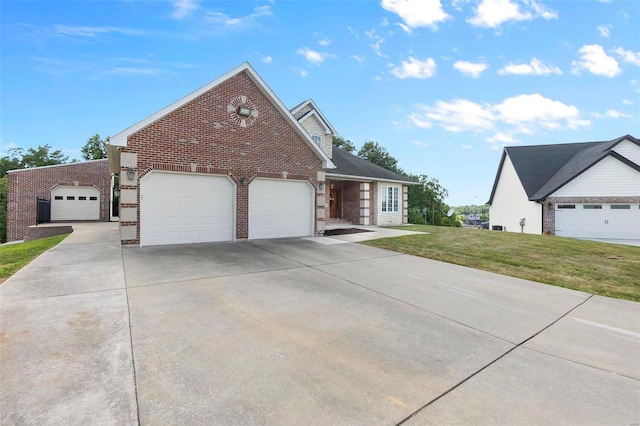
(325, 172, 418, 185)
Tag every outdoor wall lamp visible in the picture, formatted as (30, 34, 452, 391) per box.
(239, 176, 248, 186)
(318, 181, 325, 191)
(126, 167, 135, 181)
(113, 186, 121, 197)
(236, 106, 252, 117)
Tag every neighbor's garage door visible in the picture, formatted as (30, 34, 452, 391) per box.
(140, 172, 234, 246)
(248, 179, 313, 239)
(51, 186, 100, 221)
(555, 203, 640, 239)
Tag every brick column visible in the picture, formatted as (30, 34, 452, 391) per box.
(402, 186, 408, 224)
(359, 182, 370, 225)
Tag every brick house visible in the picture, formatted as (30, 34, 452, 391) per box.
(105, 62, 415, 246)
(487, 135, 640, 240)
(6, 160, 111, 241)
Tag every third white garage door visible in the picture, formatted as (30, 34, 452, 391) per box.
(140, 172, 235, 246)
(555, 203, 640, 240)
(248, 179, 313, 240)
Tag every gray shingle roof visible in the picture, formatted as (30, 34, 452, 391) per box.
(327, 146, 417, 183)
(487, 134, 639, 204)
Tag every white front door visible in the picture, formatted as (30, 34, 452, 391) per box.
(248, 178, 313, 240)
(140, 172, 235, 246)
(51, 186, 100, 221)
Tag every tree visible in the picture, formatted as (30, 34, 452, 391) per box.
(81, 134, 107, 160)
(332, 136, 356, 153)
(406, 174, 452, 226)
(0, 148, 23, 177)
(20, 145, 68, 168)
(357, 141, 403, 174)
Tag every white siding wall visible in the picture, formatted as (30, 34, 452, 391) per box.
(551, 156, 640, 197)
(612, 139, 640, 165)
(375, 183, 403, 226)
(489, 154, 542, 234)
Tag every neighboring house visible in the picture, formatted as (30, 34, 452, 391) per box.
(104, 62, 415, 247)
(487, 134, 640, 240)
(6, 160, 111, 241)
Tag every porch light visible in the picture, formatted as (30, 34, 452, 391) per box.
(113, 186, 121, 197)
(236, 106, 252, 117)
(318, 181, 325, 191)
(127, 167, 135, 181)
(239, 176, 248, 186)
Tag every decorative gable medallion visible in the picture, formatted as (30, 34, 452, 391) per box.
(227, 95, 259, 128)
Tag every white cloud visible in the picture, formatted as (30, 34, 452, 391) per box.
(294, 68, 309, 77)
(614, 47, 640, 66)
(597, 24, 612, 37)
(498, 57, 562, 75)
(107, 67, 169, 75)
(353, 55, 365, 62)
(453, 60, 488, 78)
(571, 44, 620, 77)
(205, 5, 272, 28)
(297, 47, 333, 65)
(622, 99, 633, 105)
(411, 139, 430, 147)
(468, 0, 557, 29)
(261, 56, 272, 64)
(318, 37, 331, 46)
(592, 109, 632, 119)
(54, 25, 144, 37)
(381, 0, 451, 31)
(365, 29, 387, 58)
(171, 0, 199, 19)
(390, 57, 437, 79)
(409, 93, 590, 137)
(462, 144, 473, 150)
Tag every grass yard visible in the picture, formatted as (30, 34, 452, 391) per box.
(0, 234, 69, 284)
(362, 225, 640, 302)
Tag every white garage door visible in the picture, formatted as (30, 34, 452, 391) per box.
(51, 186, 100, 221)
(140, 172, 235, 246)
(555, 203, 640, 239)
(248, 179, 313, 240)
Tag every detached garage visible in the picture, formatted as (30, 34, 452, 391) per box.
(140, 172, 235, 246)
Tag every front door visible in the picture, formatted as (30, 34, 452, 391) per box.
(329, 189, 341, 219)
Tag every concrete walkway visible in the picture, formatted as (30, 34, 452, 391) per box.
(1, 223, 639, 425)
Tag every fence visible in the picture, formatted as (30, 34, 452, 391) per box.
(36, 197, 51, 225)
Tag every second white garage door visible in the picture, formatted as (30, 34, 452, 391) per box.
(248, 179, 313, 240)
(140, 172, 235, 246)
(51, 186, 100, 221)
(555, 203, 640, 240)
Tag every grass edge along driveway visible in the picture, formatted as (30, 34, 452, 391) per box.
(362, 225, 640, 302)
(0, 234, 69, 284)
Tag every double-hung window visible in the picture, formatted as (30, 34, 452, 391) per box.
(381, 186, 399, 212)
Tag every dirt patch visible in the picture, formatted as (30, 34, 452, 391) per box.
(324, 228, 373, 236)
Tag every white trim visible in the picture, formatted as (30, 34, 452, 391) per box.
(290, 99, 338, 136)
(326, 172, 418, 185)
(299, 111, 332, 135)
(6, 159, 108, 173)
(106, 62, 334, 169)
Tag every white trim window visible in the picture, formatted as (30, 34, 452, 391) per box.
(381, 186, 399, 212)
(311, 134, 322, 146)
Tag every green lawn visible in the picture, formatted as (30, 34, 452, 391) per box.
(362, 225, 640, 302)
(0, 234, 69, 283)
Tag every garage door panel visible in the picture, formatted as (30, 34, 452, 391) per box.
(555, 204, 639, 240)
(248, 179, 313, 240)
(140, 172, 234, 246)
(51, 186, 100, 221)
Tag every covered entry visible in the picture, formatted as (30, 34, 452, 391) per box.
(51, 186, 100, 221)
(248, 178, 313, 239)
(140, 172, 235, 246)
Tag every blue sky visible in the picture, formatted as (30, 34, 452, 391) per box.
(2, 0, 639, 205)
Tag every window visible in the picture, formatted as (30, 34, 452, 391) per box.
(54, 196, 63, 200)
(79, 196, 87, 200)
(311, 135, 322, 145)
(90, 196, 98, 201)
(584, 205, 602, 209)
(611, 205, 630, 209)
(66, 196, 75, 200)
(381, 186, 399, 212)
(557, 204, 575, 209)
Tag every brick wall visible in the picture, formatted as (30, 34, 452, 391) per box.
(543, 196, 640, 234)
(7, 160, 111, 241)
(119, 70, 323, 244)
(342, 181, 361, 224)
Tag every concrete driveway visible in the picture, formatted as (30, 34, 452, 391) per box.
(1, 223, 639, 425)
